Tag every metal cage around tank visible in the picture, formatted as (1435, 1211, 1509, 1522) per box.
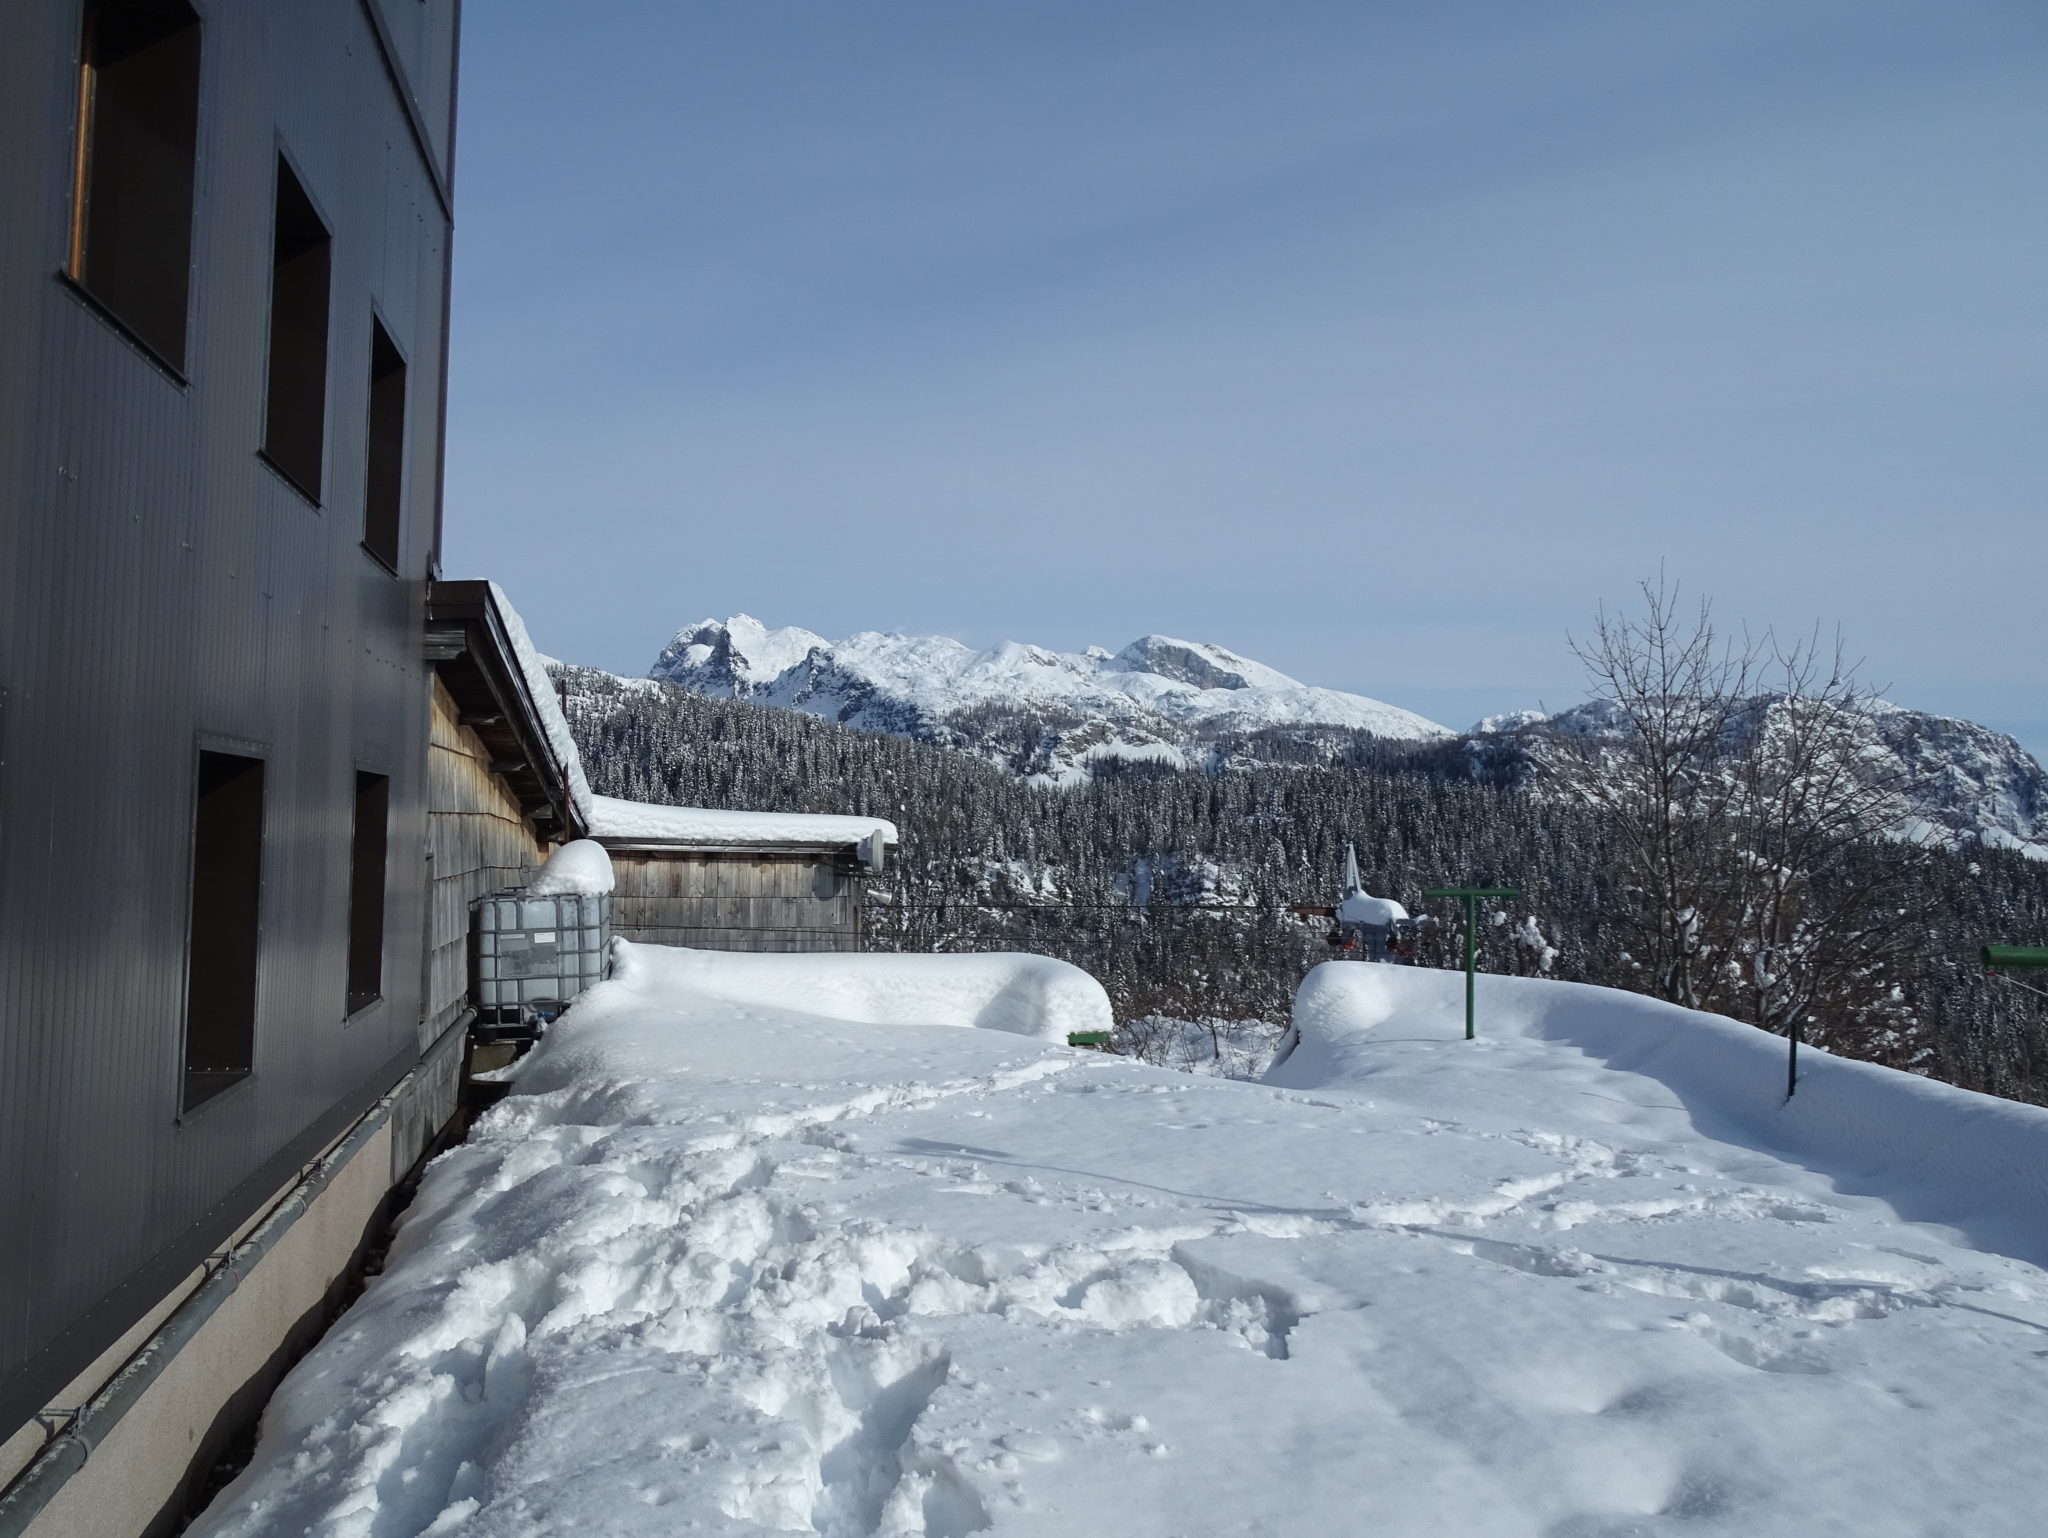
(471, 888, 611, 1033)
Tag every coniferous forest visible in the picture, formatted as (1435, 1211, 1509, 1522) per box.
(556, 666, 2048, 1106)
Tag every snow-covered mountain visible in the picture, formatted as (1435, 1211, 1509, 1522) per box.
(625, 615, 2047, 856)
(1467, 697, 2048, 860)
(648, 616, 1451, 783)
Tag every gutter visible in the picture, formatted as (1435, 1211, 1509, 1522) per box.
(0, 1079, 407, 1537)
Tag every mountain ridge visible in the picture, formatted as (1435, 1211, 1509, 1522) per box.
(648, 615, 1452, 784)
(618, 615, 2048, 858)
(1472, 697, 2048, 861)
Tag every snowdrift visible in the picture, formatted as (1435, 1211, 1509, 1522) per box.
(501, 943, 1112, 1133)
(1276, 962, 2048, 1266)
(600, 940, 1108, 1043)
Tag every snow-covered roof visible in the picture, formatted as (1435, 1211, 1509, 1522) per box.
(486, 582, 594, 827)
(587, 793, 898, 850)
(1336, 890, 1409, 927)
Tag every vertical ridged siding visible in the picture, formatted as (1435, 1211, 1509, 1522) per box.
(0, 0, 459, 1431)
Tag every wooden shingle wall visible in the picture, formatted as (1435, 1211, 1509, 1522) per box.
(426, 677, 543, 1040)
(608, 851, 863, 953)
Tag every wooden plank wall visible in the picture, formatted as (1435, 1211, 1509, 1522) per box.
(610, 851, 863, 953)
(426, 677, 542, 1040)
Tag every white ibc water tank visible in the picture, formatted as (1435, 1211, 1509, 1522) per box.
(471, 887, 610, 1031)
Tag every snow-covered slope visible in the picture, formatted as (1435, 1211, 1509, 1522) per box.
(648, 616, 1450, 783)
(194, 950, 2048, 1537)
(1469, 697, 2048, 858)
(1863, 700, 2048, 857)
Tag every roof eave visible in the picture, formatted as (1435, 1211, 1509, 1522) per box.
(425, 579, 587, 842)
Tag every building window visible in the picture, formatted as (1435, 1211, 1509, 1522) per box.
(67, 0, 203, 370)
(261, 156, 331, 500)
(362, 321, 407, 570)
(346, 771, 389, 1015)
(184, 751, 264, 1110)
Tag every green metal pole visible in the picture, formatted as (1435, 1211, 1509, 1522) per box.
(1463, 894, 1477, 1040)
(1424, 886, 1519, 1042)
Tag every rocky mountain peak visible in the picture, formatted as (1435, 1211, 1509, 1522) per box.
(640, 616, 1450, 783)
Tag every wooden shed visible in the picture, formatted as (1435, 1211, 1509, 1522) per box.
(589, 797, 897, 953)
(423, 580, 589, 1036)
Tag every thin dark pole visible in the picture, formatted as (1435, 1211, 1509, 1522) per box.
(1463, 895, 1477, 1040)
(1786, 1020, 1800, 1099)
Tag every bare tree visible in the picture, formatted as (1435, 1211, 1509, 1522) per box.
(1551, 578, 1932, 1081)
(1554, 578, 1759, 1010)
(1731, 672, 1928, 1082)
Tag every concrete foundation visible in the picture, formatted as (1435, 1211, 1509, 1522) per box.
(0, 1022, 466, 1538)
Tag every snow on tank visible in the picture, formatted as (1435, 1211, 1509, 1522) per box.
(524, 839, 615, 896)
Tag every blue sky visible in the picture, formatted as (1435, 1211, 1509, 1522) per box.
(443, 1, 2047, 757)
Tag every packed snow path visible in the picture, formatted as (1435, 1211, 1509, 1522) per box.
(195, 949, 2048, 1537)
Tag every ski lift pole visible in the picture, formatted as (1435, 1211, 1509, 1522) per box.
(1423, 886, 1520, 1039)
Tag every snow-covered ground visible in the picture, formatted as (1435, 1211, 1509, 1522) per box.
(194, 950, 2048, 1538)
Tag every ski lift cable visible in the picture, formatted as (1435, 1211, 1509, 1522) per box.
(1987, 973, 2048, 1004)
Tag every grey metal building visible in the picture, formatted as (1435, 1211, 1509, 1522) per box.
(0, 3, 470, 1531)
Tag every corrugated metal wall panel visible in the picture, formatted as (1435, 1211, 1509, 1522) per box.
(0, 0, 458, 1432)
(361, 0, 460, 190)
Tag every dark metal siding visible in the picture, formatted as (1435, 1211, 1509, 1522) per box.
(0, 0, 458, 1432)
